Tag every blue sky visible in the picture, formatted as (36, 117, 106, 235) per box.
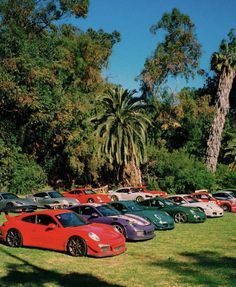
(73, 0, 236, 92)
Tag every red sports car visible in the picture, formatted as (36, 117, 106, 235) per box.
(191, 191, 236, 212)
(0, 209, 126, 257)
(135, 186, 168, 198)
(62, 188, 112, 204)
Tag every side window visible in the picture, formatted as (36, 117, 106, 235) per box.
(37, 215, 57, 225)
(80, 206, 95, 216)
(153, 200, 162, 208)
(34, 193, 47, 198)
(22, 215, 36, 224)
(112, 203, 123, 212)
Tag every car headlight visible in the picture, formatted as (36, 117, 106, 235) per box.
(154, 214, 161, 220)
(15, 201, 23, 205)
(88, 232, 100, 241)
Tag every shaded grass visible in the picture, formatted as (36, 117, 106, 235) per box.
(0, 212, 235, 287)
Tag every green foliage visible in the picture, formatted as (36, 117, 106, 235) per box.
(211, 29, 236, 73)
(0, 140, 47, 194)
(144, 148, 215, 194)
(214, 164, 236, 190)
(140, 8, 201, 97)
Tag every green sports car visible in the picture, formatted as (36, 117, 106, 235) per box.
(109, 200, 175, 230)
(138, 197, 206, 223)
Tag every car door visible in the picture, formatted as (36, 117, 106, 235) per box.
(26, 214, 62, 249)
(119, 189, 130, 200)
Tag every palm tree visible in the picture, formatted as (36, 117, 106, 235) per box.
(206, 30, 236, 172)
(93, 87, 151, 185)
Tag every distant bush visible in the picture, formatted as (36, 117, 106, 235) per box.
(144, 148, 215, 194)
(214, 164, 236, 190)
(0, 140, 47, 194)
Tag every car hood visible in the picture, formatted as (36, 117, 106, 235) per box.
(11, 198, 36, 206)
(108, 214, 150, 226)
(69, 223, 123, 240)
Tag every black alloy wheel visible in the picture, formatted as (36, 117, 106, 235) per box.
(6, 229, 23, 247)
(67, 236, 87, 257)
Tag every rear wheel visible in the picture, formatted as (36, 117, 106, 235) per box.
(6, 229, 23, 247)
(136, 196, 144, 202)
(221, 204, 230, 212)
(174, 212, 187, 223)
(67, 236, 87, 257)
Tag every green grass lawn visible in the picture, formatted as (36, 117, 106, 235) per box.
(0, 212, 235, 287)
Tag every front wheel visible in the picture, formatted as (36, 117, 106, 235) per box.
(112, 224, 126, 237)
(6, 229, 23, 247)
(221, 204, 230, 212)
(67, 236, 87, 257)
(87, 198, 95, 203)
(174, 212, 187, 223)
(6, 202, 14, 209)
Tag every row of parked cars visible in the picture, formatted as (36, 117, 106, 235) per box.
(0, 187, 235, 258)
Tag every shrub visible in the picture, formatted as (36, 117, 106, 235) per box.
(144, 148, 215, 194)
(0, 140, 47, 194)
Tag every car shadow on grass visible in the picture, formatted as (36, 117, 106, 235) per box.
(0, 247, 124, 287)
(150, 250, 236, 287)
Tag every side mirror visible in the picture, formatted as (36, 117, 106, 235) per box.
(47, 223, 56, 230)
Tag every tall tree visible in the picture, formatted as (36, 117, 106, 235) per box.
(206, 30, 236, 172)
(93, 87, 151, 186)
(139, 8, 201, 98)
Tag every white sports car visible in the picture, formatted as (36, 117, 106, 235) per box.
(168, 194, 224, 217)
(108, 187, 156, 202)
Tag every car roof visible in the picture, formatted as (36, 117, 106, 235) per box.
(22, 209, 73, 216)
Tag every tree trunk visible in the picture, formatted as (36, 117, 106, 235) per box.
(206, 68, 235, 172)
(122, 158, 142, 186)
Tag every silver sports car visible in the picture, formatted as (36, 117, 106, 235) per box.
(0, 192, 37, 211)
(28, 190, 79, 208)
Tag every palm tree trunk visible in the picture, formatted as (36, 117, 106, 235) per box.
(206, 68, 235, 172)
(122, 158, 142, 186)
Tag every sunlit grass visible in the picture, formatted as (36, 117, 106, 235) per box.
(0, 212, 235, 287)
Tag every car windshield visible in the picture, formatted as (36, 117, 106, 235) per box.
(126, 202, 143, 211)
(56, 212, 87, 227)
(48, 191, 63, 198)
(2, 193, 18, 200)
(97, 205, 121, 216)
(84, 190, 96, 195)
(161, 199, 175, 206)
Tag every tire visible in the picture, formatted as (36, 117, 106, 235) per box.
(87, 198, 94, 203)
(6, 229, 23, 247)
(6, 202, 14, 209)
(221, 204, 230, 212)
(112, 224, 126, 237)
(174, 212, 187, 223)
(136, 196, 144, 202)
(111, 195, 119, 202)
(67, 236, 87, 257)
